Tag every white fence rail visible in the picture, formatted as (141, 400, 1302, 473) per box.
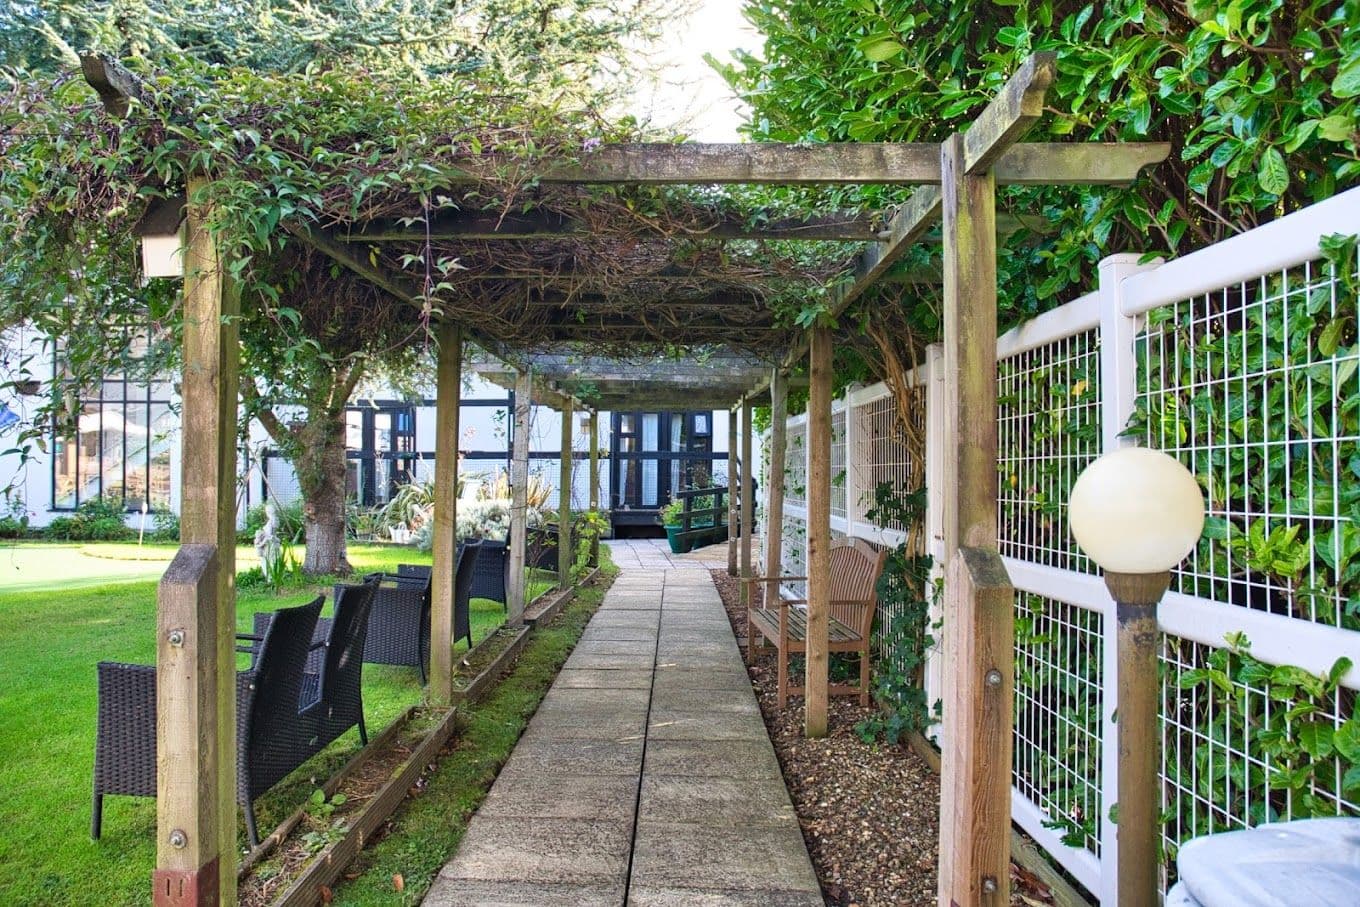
(767, 188, 1360, 902)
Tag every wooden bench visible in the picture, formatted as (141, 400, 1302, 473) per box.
(744, 537, 888, 708)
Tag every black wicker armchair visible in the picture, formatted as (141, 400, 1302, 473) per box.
(360, 569, 432, 682)
(93, 596, 324, 846)
(248, 580, 377, 750)
(393, 542, 481, 654)
(468, 538, 509, 606)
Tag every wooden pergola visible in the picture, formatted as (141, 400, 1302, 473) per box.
(87, 53, 1169, 906)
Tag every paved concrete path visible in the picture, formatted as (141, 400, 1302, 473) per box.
(424, 542, 821, 906)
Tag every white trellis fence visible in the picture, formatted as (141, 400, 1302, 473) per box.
(766, 187, 1360, 903)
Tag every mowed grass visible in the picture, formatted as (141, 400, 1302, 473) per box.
(0, 541, 555, 906)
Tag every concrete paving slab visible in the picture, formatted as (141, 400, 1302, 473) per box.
(578, 626, 659, 642)
(588, 611, 664, 626)
(552, 668, 653, 690)
(539, 686, 652, 711)
(629, 821, 821, 895)
(651, 668, 753, 692)
(481, 772, 640, 821)
(564, 652, 658, 671)
(497, 738, 645, 778)
(627, 886, 824, 906)
(638, 776, 797, 827)
(426, 879, 625, 907)
(643, 739, 782, 779)
(572, 639, 660, 657)
(440, 817, 633, 885)
(647, 709, 769, 742)
(528, 708, 648, 740)
(648, 687, 759, 714)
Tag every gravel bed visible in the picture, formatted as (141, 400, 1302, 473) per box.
(710, 569, 1054, 907)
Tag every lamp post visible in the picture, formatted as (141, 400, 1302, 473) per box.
(1069, 447, 1205, 907)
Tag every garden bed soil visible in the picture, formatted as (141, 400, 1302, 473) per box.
(710, 569, 1058, 907)
(239, 707, 455, 907)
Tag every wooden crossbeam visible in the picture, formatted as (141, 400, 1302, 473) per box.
(519, 290, 765, 309)
(964, 53, 1056, 173)
(340, 210, 881, 242)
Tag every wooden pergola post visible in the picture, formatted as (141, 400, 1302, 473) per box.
(936, 131, 1015, 906)
(558, 399, 574, 587)
(727, 409, 738, 575)
(739, 396, 754, 604)
(805, 325, 833, 738)
(507, 370, 531, 625)
(763, 368, 788, 597)
(429, 321, 462, 706)
(154, 175, 239, 905)
(588, 409, 600, 567)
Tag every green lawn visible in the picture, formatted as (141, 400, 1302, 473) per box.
(0, 541, 554, 906)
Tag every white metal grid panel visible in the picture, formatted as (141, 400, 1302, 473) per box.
(997, 329, 1101, 574)
(830, 407, 847, 519)
(780, 510, 807, 600)
(785, 421, 807, 509)
(1013, 592, 1105, 856)
(861, 390, 924, 535)
(1159, 633, 1360, 887)
(1134, 248, 1360, 631)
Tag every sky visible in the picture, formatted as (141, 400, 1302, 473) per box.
(629, 1, 761, 142)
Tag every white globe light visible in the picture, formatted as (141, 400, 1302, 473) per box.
(1069, 447, 1205, 574)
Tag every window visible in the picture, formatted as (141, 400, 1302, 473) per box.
(52, 356, 175, 512)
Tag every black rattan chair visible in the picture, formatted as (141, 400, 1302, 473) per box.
(92, 596, 324, 846)
(453, 541, 481, 650)
(249, 580, 378, 750)
(468, 538, 508, 606)
(361, 569, 432, 682)
(395, 544, 480, 652)
(305, 580, 377, 749)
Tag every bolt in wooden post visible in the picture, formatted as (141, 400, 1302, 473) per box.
(727, 409, 739, 575)
(588, 409, 601, 566)
(740, 396, 754, 604)
(558, 399, 573, 587)
(1106, 571, 1170, 907)
(155, 175, 239, 906)
(507, 370, 531, 625)
(806, 325, 833, 738)
(937, 132, 1014, 907)
(429, 321, 462, 706)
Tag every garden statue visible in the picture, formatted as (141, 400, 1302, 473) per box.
(254, 501, 281, 569)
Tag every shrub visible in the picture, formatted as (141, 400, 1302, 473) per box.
(150, 509, 180, 542)
(43, 498, 134, 541)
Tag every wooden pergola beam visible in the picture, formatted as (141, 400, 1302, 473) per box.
(341, 210, 882, 242)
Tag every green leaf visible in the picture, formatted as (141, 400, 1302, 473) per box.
(858, 37, 905, 63)
(1343, 765, 1360, 797)
(1333, 57, 1360, 98)
(1319, 318, 1346, 356)
(1317, 115, 1354, 142)
(1297, 721, 1335, 759)
(1336, 717, 1360, 762)
(1257, 146, 1289, 195)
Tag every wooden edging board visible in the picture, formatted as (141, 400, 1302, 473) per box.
(451, 624, 533, 706)
(239, 706, 418, 878)
(525, 567, 600, 627)
(271, 705, 460, 907)
(900, 729, 1093, 907)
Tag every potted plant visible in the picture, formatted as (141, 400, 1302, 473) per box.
(660, 497, 691, 554)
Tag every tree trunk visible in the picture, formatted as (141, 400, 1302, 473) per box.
(294, 412, 351, 576)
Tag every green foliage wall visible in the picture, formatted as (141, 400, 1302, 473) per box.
(719, 0, 1360, 332)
